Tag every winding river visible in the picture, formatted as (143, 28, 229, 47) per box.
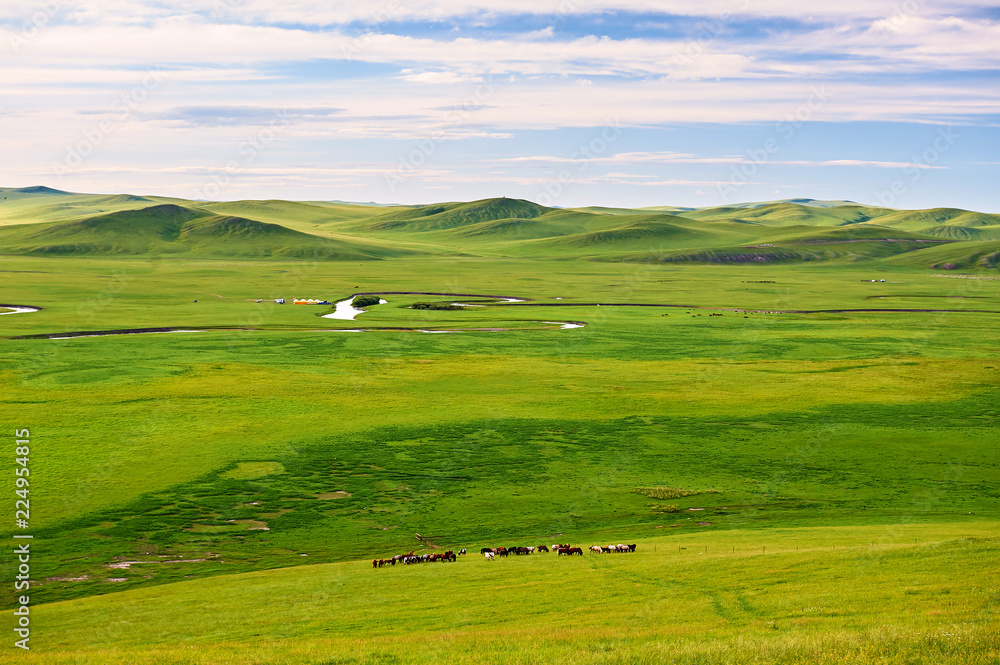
(7, 290, 1000, 340)
(0, 305, 41, 316)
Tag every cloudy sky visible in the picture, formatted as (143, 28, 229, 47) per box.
(2, 1, 998, 210)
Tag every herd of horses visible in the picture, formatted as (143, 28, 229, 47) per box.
(373, 543, 637, 567)
(590, 544, 638, 553)
(372, 550, 457, 567)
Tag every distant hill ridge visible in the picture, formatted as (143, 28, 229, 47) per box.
(0, 202, 413, 259)
(0, 189, 997, 267)
(366, 197, 551, 231)
(0, 185, 74, 196)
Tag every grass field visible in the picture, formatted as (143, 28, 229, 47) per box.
(1, 190, 998, 662)
(6, 524, 998, 664)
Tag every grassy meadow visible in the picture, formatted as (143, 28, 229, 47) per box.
(5, 524, 999, 664)
(1, 189, 998, 662)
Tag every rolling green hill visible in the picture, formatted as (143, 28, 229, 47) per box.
(196, 199, 379, 228)
(0, 188, 191, 227)
(769, 225, 941, 243)
(0, 185, 74, 198)
(0, 203, 415, 259)
(884, 239, 1000, 269)
(1, 187, 998, 270)
(863, 207, 1000, 230)
(446, 208, 627, 241)
(521, 216, 723, 254)
(920, 224, 1000, 241)
(678, 202, 885, 226)
(364, 197, 551, 232)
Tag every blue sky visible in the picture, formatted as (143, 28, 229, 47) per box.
(2, 1, 998, 210)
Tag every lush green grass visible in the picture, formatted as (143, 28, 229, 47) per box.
(1, 256, 997, 611)
(0, 191, 998, 661)
(3, 524, 997, 664)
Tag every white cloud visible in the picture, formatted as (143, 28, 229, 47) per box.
(0, 66, 268, 86)
(786, 159, 946, 169)
(4, 11, 996, 94)
(7, 0, 997, 26)
(0, 0, 994, 207)
(399, 70, 481, 84)
(758, 15, 1000, 73)
(498, 152, 950, 169)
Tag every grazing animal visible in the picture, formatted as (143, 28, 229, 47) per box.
(484, 552, 495, 561)
(481, 547, 494, 555)
(566, 547, 583, 556)
(590, 546, 602, 553)
(628, 544, 637, 552)
(459, 548, 467, 556)
(537, 545, 549, 553)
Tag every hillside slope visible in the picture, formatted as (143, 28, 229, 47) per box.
(1, 188, 998, 267)
(364, 197, 551, 232)
(0, 204, 415, 259)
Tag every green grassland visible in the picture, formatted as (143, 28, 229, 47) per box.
(1, 188, 998, 663)
(6, 524, 999, 664)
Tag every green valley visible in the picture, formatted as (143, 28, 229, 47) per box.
(0, 187, 997, 664)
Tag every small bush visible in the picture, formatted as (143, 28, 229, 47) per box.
(634, 487, 702, 500)
(352, 295, 382, 308)
(410, 302, 463, 310)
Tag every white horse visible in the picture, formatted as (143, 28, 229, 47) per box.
(484, 552, 495, 561)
